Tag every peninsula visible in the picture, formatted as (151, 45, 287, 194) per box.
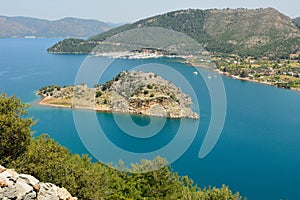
(37, 71, 199, 119)
(47, 8, 300, 91)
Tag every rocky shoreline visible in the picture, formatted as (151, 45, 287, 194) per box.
(0, 165, 76, 200)
(37, 71, 199, 119)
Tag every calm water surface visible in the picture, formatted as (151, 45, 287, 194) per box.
(1, 38, 300, 199)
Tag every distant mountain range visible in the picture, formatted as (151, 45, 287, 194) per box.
(48, 8, 300, 58)
(0, 16, 118, 38)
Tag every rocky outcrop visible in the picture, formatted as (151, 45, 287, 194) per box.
(108, 71, 199, 119)
(38, 71, 199, 119)
(0, 165, 76, 200)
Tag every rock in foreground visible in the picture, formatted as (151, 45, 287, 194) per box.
(0, 165, 76, 200)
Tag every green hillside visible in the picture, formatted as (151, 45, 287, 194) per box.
(48, 8, 300, 58)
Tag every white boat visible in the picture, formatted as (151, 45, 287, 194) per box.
(24, 36, 36, 39)
(193, 71, 198, 75)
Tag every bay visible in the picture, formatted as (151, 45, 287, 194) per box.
(1, 38, 300, 199)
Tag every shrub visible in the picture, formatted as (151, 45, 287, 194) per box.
(0, 94, 34, 165)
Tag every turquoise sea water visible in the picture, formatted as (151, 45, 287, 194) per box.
(1, 38, 300, 199)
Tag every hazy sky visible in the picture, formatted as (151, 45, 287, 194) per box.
(1, 0, 299, 22)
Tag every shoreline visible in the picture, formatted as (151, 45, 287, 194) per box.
(38, 97, 198, 119)
(213, 69, 300, 92)
(38, 97, 72, 109)
(177, 58, 300, 92)
(47, 52, 300, 92)
(38, 97, 112, 112)
(45, 51, 300, 92)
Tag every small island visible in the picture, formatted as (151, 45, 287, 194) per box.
(37, 71, 199, 119)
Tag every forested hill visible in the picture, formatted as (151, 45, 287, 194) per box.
(0, 16, 114, 38)
(48, 8, 300, 59)
(294, 17, 300, 29)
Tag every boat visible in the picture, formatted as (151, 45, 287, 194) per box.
(24, 36, 36, 39)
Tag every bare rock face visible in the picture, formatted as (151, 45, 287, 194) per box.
(0, 165, 76, 200)
(108, 71, 199, 119)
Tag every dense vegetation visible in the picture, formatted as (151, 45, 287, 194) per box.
(48, 8, 300, 59)
(0, 93, 245, 199)
(213, 56, 300, 89)
(0, 94, 34, 165)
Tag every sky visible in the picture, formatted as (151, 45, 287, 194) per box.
(1, 0, 299, 23)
